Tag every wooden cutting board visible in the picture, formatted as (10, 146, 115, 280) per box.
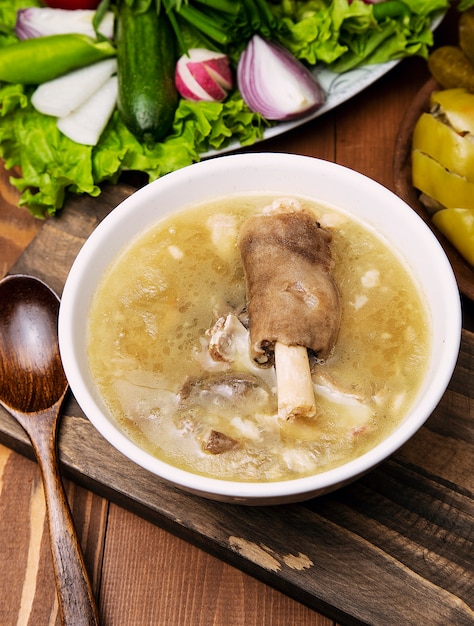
(1, 183, 473, 626)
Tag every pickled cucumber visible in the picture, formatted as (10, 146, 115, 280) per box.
(428, 46, 474, 92)
(459, 9, 474, 66)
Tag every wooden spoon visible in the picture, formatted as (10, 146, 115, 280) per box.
(0, 274, 100, 626)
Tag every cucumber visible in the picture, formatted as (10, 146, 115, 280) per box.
(116, 3, 178, 146)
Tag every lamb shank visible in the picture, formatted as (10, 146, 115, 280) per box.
(239, 198, 341, 420)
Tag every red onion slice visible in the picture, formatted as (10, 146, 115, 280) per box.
(237, 35, 325, 121)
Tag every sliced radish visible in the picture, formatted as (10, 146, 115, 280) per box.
(31, 58, 117, 118)
(186, 62, 228, 101)
(201, 57, 233, 90)
(175, 49, 232, 102)
(57, 75, 118, 145)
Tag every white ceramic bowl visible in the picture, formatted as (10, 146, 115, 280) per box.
(58, 153, 462, 505)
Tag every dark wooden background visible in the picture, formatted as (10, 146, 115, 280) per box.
(0, 7, 473, 625)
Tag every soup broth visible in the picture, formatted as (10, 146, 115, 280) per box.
(87, 194, 431, 482)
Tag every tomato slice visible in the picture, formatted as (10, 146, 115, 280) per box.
(432, 208, 474, 267)
(43, 0, 101, 8)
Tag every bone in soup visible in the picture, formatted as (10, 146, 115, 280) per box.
(87, 194, 431, 482)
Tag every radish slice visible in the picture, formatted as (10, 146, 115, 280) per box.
(31, 58, 117, 117)
(237, 35, 325, 121)
(15, 8, 114, 40)
(57, 75, 118, 146)
(175, 49, 232, 102)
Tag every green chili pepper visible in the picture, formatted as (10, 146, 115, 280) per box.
(0, 34, 116, 85)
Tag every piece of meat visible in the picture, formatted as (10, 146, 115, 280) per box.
(239, 202, 341, 365)
(178, 372, 269, 453)
(204, 430, 239, 454)
(239, 199, 341, 420)
(179, 372, 269, 411)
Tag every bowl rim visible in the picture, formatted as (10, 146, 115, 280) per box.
(58, 152, 462, 502)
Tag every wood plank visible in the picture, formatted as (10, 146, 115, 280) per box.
(0, 444, 331, 626)
(0, 330, 472, 626)
(0, 162, 41, 277)
(5, 182, 135, 296)
(102, 503, 330, 626)
(0, 445, 108, 626)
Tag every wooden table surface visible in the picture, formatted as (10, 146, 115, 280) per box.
(0, 8, 471, 625)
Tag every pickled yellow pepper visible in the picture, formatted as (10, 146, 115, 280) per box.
(433, 209, 474, 266)
(412, 87, 474, 266)
(412, 113, 474, 180)
(412, 150, 474, 211)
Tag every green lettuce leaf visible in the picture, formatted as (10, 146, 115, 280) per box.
(0, 87, 268, 217)
(272, 0, 449, 70)
(271, 0, 372, 65)
(0, 102, 100, 216)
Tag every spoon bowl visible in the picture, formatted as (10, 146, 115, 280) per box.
(0, 274, 99, 626)
(0, 274, 67, 413)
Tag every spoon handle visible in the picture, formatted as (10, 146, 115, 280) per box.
(23, 405, 100, 626)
